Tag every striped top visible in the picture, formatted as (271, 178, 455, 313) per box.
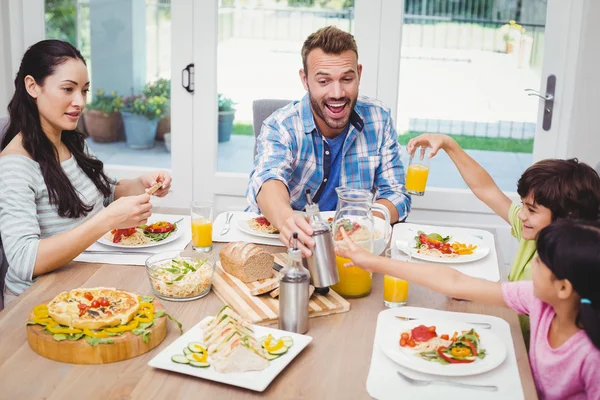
(0, 153, 115, 295)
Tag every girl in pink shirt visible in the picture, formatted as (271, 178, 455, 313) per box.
(335, 220, 600, 399)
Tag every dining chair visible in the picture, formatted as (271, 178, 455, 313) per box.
(252, 99, 292, 158)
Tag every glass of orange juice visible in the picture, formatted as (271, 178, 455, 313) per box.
(383, 248, 410, 307)
(191, 200, 214, 252)
(405, 146, 430, 196)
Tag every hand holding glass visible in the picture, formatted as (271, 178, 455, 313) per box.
(405, 146, 430, 196)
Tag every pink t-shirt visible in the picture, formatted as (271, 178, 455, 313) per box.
(502, 281, 600, 400)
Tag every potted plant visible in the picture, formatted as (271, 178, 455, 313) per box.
(144, 78, 171, 141)
(218, 93, 236, 143)
(121, 95, 168, 149)
(83, 89, 124, 142)
(500, 20, 524, 54)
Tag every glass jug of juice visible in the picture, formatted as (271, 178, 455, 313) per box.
(330, 187, 390, 298)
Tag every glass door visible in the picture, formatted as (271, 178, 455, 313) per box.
(389, 0, 576, 199)
(44, 0, 194, 206)
(192, 0, 385, 212)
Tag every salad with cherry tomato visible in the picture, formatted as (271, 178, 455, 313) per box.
(414, 231, 454, 255)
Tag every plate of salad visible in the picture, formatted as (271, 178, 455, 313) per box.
(402, 230, 490, 264)
(98, 219, 182, 248)
(377, 315, 507, 377)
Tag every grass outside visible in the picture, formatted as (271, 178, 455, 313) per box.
(398, 131, 534, 153)
(232, 123, 534, 153)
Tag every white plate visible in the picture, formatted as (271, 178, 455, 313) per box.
(376, 311, 507, 377)
(97, 221, 182, 249)
(398, 230, 490, 264)
(148, 317, 312, 392)
(320, 211, 390, 256)
(236, 217, 280, 239)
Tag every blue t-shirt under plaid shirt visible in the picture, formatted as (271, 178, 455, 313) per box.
(318, 125, 349, 211)
(246, 93, 411, 220)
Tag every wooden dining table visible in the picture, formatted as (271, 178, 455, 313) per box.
(0, 227, 537, 399)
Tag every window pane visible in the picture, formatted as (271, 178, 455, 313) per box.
(216, 0, 355, 173)
(44, 0, 172, 169)
(397, 0, 547, 192)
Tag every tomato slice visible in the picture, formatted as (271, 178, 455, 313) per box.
(144, 221, 175, 234)
(84, 292, 93, 301)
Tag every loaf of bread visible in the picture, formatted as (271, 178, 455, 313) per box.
(219, 242, 274, 283)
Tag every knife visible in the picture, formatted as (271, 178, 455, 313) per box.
(273, 261, 284, 272)
(220, 212, 233, 236)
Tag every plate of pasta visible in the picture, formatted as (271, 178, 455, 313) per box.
(401, 230, 490, 264)
(376, 314, 506, 376)
(98, 220, 182, 248)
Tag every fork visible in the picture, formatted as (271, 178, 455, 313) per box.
(396, 370, 498, 391)
(220, 212, 234, 235)
(394, 316, 492, 329)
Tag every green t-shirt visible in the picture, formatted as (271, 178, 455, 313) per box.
(506, 202, 537, 346)
(507, 202, 537, 282)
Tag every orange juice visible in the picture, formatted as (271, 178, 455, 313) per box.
(405, 163, 429, 194)
(383, 275, 409, 304)
(191, 218, 213, 248)
(331, 256, 372, 298)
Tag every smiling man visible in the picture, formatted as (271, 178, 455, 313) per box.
(246, 26, 410, 256)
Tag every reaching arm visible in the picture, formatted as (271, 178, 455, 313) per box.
(335, 228, 507, 308)
(256, 180, 315, 257)
(407, 134, 512, 223)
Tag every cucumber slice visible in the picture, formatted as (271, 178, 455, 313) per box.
(188, 342, 206, 353)
(268, 346, 288, 356)
(280, 336, 294, 348)
(183, 347, 192, 355)
(257, 335, 270, 347)
(189, 361, 210, 368)
(171, 355, 190, 364)
(265, 352, 281, 361)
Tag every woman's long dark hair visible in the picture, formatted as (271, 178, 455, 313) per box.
(1, 40, 113, 218)
(537, 220, 600, 349)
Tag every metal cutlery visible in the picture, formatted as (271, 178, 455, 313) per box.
(220, 212, 234, 235)
(396, 370, 498, 391)
(394, 316, 491, 329)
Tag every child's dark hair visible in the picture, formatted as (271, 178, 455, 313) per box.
(537, 220, 600, 349)
(517, 158, 600, 221)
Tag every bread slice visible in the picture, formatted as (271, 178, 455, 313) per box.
(219, 242, 274, 283)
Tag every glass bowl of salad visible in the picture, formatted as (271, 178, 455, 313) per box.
(145, 251, 216, 301)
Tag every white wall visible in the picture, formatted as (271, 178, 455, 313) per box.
(565, 0, 600, 168)
(0, 0, 45, 116)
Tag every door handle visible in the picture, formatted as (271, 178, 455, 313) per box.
(525, 74, 556, 131)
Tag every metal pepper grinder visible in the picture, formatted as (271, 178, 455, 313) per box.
(303, 189, 339, 296)
(279, 233, 310, 334)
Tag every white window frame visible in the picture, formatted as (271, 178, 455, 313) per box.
(2, 0, 196, 208)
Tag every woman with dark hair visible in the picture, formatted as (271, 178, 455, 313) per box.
(336, 219, 600, 399)
(0, 40, 172, 303)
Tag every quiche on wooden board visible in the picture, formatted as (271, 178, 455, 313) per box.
(47, 287, 139, 330)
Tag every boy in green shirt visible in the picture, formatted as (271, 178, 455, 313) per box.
(407, 134, 600, 338)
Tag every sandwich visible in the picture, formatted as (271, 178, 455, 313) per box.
(201, 306, 268, 373)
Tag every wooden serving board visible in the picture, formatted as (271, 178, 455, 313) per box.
(27, 300, 167, 364)
(211, 254, 350, 325)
